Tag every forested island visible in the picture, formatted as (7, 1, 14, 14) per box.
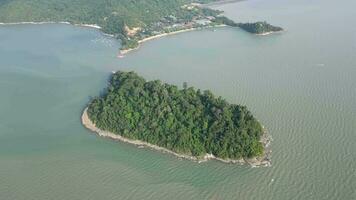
(83, 71, 271, 166)
(0, 0, 283, 54)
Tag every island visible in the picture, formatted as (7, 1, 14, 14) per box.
(82, 71, 271, 166)
(0, 0, 283, 54)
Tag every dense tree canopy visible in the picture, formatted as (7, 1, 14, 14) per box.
(87, 71, 264, 159)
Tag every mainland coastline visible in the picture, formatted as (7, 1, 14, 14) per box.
(0, 21, 280, 55)
(81, 107, 272, 167)
(0, 0, 283, 58)
(0, 21, 226, 56)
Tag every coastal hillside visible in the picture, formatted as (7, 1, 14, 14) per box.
(0, 0, 221, 49)
(0, 0, 283, 51)
(0, 0, 194, 25)
(87, 71, 264, 159)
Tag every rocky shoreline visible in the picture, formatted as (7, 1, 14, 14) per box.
(256, 30, 284, 36)
(81, 107, 272, 167)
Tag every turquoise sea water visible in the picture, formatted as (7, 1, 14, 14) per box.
(0, 0, 355, 199)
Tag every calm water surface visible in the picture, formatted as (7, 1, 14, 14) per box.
(0, 0, 355, 199)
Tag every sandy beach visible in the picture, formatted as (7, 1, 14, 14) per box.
(119, 24, 227, 55)
(82, 107, 271, 166)
(76, 24, 101, 29)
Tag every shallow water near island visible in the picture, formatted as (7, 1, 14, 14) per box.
(0, 0, 355, 199)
